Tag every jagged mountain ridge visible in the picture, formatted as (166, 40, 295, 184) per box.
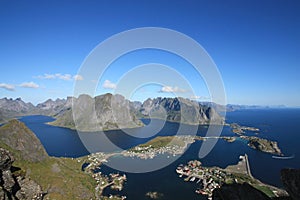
(49, 94, 144, 131)
(140, 97, 224, 125)
(0, 98, 39, 123)
(0, 94, 224, 131)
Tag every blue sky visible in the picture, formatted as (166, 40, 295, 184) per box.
(0, 0, 299, 106)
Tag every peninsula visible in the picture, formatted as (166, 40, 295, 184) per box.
(176, 155, 288, 200)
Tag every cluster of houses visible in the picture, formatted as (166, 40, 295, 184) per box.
(84, 153, 127, 200)
(124, 136, 195, 159)
(176, 160, 231, 200)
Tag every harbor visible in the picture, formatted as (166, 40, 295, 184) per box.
(176, 154, 254, 200)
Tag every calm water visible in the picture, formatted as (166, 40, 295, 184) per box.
(20, 109, 300, 199)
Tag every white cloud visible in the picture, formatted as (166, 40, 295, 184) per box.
(0, 83, 15, 91)
(36, 73, 72, 81)
(56, 73, 72, 81)
(190, 95, 210, 100)
(73, 74, 83, 81)
(19, 81, 39, 89)
(160, 86, 186, 93)
(190, 95, 201, 99)
(36, 73, 55, 79)
(102, 80, 116, 89)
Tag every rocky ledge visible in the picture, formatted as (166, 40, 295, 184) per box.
(0, 148, 44, 199)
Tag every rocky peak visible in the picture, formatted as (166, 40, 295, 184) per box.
(0, 97, 36, 113)
(140, 96, 224, 125)
(50, 93, 143, 131)
(37, 98, 66, 110)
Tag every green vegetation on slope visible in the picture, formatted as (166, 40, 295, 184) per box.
(139, 136, 186, 148)
(0, 120, 96, 199)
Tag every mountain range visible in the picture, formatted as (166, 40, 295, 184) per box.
(0, 93, 225, 131)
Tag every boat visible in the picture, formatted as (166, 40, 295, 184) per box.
(190, 177, 196, 182)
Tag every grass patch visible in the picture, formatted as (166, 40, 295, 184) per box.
(13, 157, 96, 199)
(253, 185, 275, 197)
(139, 136, 185, 148)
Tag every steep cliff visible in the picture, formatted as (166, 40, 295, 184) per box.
(49, 93, 143, 132)
(139, 97, 224, 125)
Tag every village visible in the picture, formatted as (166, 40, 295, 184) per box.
(176, 155, 252, 200)
(123, 136, 195, 159)
(84, 152, 127, 200)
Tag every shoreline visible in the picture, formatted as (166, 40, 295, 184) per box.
(176, 155, 288, 199)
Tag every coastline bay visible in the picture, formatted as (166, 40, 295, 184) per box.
(19, 109, 300, 199)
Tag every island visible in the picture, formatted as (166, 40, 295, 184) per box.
(145, 191, 164, 199)
(241, 136, 283, 155)
(228, 123, 283, 155)
(229, 123, 260, 135)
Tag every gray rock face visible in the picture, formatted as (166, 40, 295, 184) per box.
(0, 98, 36, 114)
(281, 168, 300, 200)
(15, 177, 43, 200)
(0, 97, 72, 123)
(50, 93, 144, 131)
(0, 148, 44, 200)
(0, 97, 38, 123)
(36, 98, 66, 116)
(139, 97, 224, 125)
(0, 149, 14, 171)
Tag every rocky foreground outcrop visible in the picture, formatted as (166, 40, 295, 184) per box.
(281, 169, 300, 200)
(0, 119, 95, 199)
(0, 148, 44, 199)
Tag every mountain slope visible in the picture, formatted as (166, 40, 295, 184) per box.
(0, 119, 48, 162)
(0, 119, 96, 199)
